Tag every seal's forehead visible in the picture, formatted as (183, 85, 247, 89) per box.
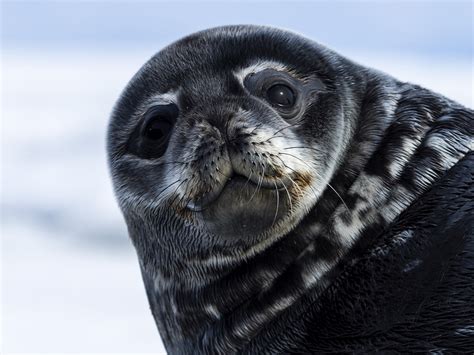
(233, 61, 289, 85)
(138, 60, 289, 106)
(113, 25, 331, 122)
(150, 26, 312, 81)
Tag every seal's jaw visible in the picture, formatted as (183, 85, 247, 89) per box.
(194, 174, 290, 240)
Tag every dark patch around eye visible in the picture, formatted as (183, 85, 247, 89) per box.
(128, 103, 179, 159)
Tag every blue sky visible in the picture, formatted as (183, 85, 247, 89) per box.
(2, 1, 473, 58)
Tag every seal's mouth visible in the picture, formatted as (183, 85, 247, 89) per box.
(186, 172, 291, 212)
(185, 169, 294, 240)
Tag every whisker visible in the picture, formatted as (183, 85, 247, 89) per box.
(240, 171, 253, 193)
(226, 122, 264, 145)
(271, 180, 280, 227)
(287, 174, 305, 199)
(156, 179, 182, 199)
(272, 156, 309, 202)
(277, 177, 293, 213)
(280, 152, 350, 213)
(260, 121, 305, 144)
(325, 182, 350, 213)
(247, 122, 264, 137)
(168, 179, 189, 207)
(247, 163, 265, 203)
(175, 179, 192, 209)
(284, 146, 319, 153)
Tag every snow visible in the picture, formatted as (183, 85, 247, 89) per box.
(1, 47, 471, 353)
(2, 224, 164, 353)
(1, 50, 167, 353)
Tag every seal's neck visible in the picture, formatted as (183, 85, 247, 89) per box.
(147, 77, 472, 353)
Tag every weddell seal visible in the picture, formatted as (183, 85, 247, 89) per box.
(107, 25, 474, 353)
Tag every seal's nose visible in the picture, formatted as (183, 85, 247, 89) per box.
(199, 102, 240, 142)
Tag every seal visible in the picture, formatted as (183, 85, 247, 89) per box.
(107, 25, 473, 353)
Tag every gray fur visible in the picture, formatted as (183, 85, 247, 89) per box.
(107, 25, 473, 353)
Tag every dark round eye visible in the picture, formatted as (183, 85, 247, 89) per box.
(144, 118, 173, 141)
(142, 104, 178, 142)
(128, 103, 179, 159)
(266, 84, 296, 108)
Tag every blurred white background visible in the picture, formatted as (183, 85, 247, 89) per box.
(1, 1, 472, 353)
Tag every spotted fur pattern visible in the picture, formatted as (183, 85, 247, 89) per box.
(107, 26, 473, 353)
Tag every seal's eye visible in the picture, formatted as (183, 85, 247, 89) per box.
(142, 104, 178, 142)
(129, 103, 179, 159)
(144, 117, 173, 141)
(266, 84, 296, 108)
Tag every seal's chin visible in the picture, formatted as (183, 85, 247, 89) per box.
(188, 175, 290, 240)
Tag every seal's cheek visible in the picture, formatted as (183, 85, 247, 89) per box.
(196, 176, 290, 240)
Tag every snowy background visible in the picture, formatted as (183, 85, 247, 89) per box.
(1, 1, 472, 353)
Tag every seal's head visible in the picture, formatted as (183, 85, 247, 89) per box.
(108, 25, 473, 353)
(108, 25, 360, 273)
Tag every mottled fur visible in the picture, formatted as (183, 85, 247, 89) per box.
(107, 26, 473, 353)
